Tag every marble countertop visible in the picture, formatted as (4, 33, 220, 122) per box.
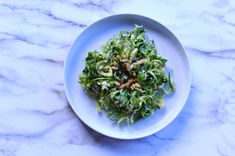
(0, 0, 234, 155)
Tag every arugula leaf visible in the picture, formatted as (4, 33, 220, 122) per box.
(79, 25, 175, 125)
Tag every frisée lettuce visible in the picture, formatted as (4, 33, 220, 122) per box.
(79, 25, 174, 125)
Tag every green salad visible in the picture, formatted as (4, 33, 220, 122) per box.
(79, 25, 174, 125)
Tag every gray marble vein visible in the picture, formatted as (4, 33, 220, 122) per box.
(0, 0, 234, 155)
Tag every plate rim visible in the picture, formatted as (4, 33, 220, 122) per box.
(64, 13, 192, 139)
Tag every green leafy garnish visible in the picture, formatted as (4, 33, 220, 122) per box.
(79, 25, 174, 125)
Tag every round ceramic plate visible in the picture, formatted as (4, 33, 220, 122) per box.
(64, 14, 191, 139)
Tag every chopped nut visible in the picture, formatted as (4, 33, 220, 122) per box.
(132, 72, 136, 77)
(125, 81, 130, 87)
(121, 54, 127, 58)
(128, 79, 136, 84)
(116, 55, 121, 60)
(125, 63, 131, 71)
(114, 81, 121, 87)
(120, 84, 126, 89)
(120, 58, 128, 62)
(112, 62, 117, 66)
(131, 84, 136, 89)
(137, 59, 146, 65)
(128, 79, 133, 83)
(134, 83, 141, 88)
(111, 66, 118, 70)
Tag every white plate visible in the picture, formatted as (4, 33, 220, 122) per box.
(64, 14, 191, 139)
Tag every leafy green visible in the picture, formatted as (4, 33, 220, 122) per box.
(79, 25, 175, 125)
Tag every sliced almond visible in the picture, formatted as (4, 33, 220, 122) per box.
(119, 84, 126, 89)
(125, 63, 131, 71)
(137, 59, 146, 65)
(112, 62, 117, 66)
(128, 79, 136, 84)
(134, 83, 141, 88)
(116, 55, 121, 60)
(111, 66, 118, 70)
(114, 81, 121, 87)
(132, 72, 136, 77)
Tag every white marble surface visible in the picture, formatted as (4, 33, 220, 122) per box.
(0, 0, 235, 155)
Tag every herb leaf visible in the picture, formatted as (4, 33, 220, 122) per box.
(79, 25, 175, 125)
